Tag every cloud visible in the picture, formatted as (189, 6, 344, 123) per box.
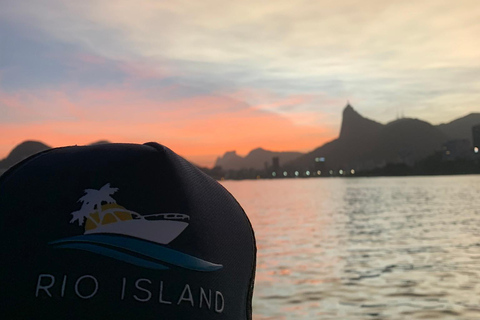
(10, 0, 477, 69)
(3, 0, 479, 123)
(0, 84, 335, 166)
(1, 0, 480, 164)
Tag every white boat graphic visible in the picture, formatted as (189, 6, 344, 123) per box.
(70, 183, 189, 244)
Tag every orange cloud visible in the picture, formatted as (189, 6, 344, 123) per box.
(0, 87, 337, 167)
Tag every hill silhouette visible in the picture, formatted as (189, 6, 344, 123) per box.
(0, 140, 113, 174)
(215, 148, 303, 170)
(285, 104, 479, 171)
(0, 141, 51, 170)
(213, 105, 480, 173)
(2, 107, 479, 176)
(339, 104, 383, 140)
(437, 113, 480, 140)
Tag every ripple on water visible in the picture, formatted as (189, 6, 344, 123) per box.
(222, 175, 480, 320)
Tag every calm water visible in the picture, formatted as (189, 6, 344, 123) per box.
(222, 175, 480, 320)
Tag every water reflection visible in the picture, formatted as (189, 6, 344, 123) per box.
(222, 175, 480, 320)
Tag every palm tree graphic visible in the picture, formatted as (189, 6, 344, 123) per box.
(70, 183, 119, 227)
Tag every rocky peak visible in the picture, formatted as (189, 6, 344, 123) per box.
(339, 104, 383, 140)
(247, 148, 268, 157)
(222, 150, 238, 158)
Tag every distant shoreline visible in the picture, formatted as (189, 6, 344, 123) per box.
(202, 153, 480, 181)
(217, 172, 480, 181)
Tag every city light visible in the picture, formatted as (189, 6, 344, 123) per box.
(272, 172, 276, 177)
(339, 169, 344, 175)
(329, 170, 333, 175)
(283, 171, 288, 177)
(351, 169, 355, 175)
(295, 171, 299, 177)
(475, 147, 479, 154)
(306, 171, 310, 176)
(317, 170, 321, 175)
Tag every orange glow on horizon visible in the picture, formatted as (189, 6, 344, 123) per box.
(0, 87, 337, 167)
(0, 118, 335, 168)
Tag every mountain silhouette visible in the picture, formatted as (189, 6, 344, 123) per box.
(89, 140, 111, 145)
(215, 148, 303, 170)
(286, 104, 478, 171)
(437, 113, 480, 140)
(214, 105, 479, 172)
(339, 104, 383, 140)
(0, 141, 51, 170)
(2, 108, 479, 175)
(0, 140, 114, 174)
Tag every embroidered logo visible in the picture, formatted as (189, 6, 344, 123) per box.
(50, 183, 222, 271)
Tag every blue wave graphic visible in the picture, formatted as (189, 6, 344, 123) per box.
(50, 234, 223, 272)
(54, 242, 169, 270)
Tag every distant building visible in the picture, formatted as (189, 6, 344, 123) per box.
(473, 124, 480, 154)
(270, 157, 280, 178)
(442, 139, 471, 160)
(313, 156, 326, 174)
(272, 157, 280, 171)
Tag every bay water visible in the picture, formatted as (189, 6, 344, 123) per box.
(222, 175, 480, 320)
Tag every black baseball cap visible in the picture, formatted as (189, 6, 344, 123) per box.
(0, 142, 256, 319)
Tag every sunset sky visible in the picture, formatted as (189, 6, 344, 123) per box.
(1, 0, 479, 167)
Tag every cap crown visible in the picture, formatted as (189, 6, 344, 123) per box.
(0, 143, 256, 319)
